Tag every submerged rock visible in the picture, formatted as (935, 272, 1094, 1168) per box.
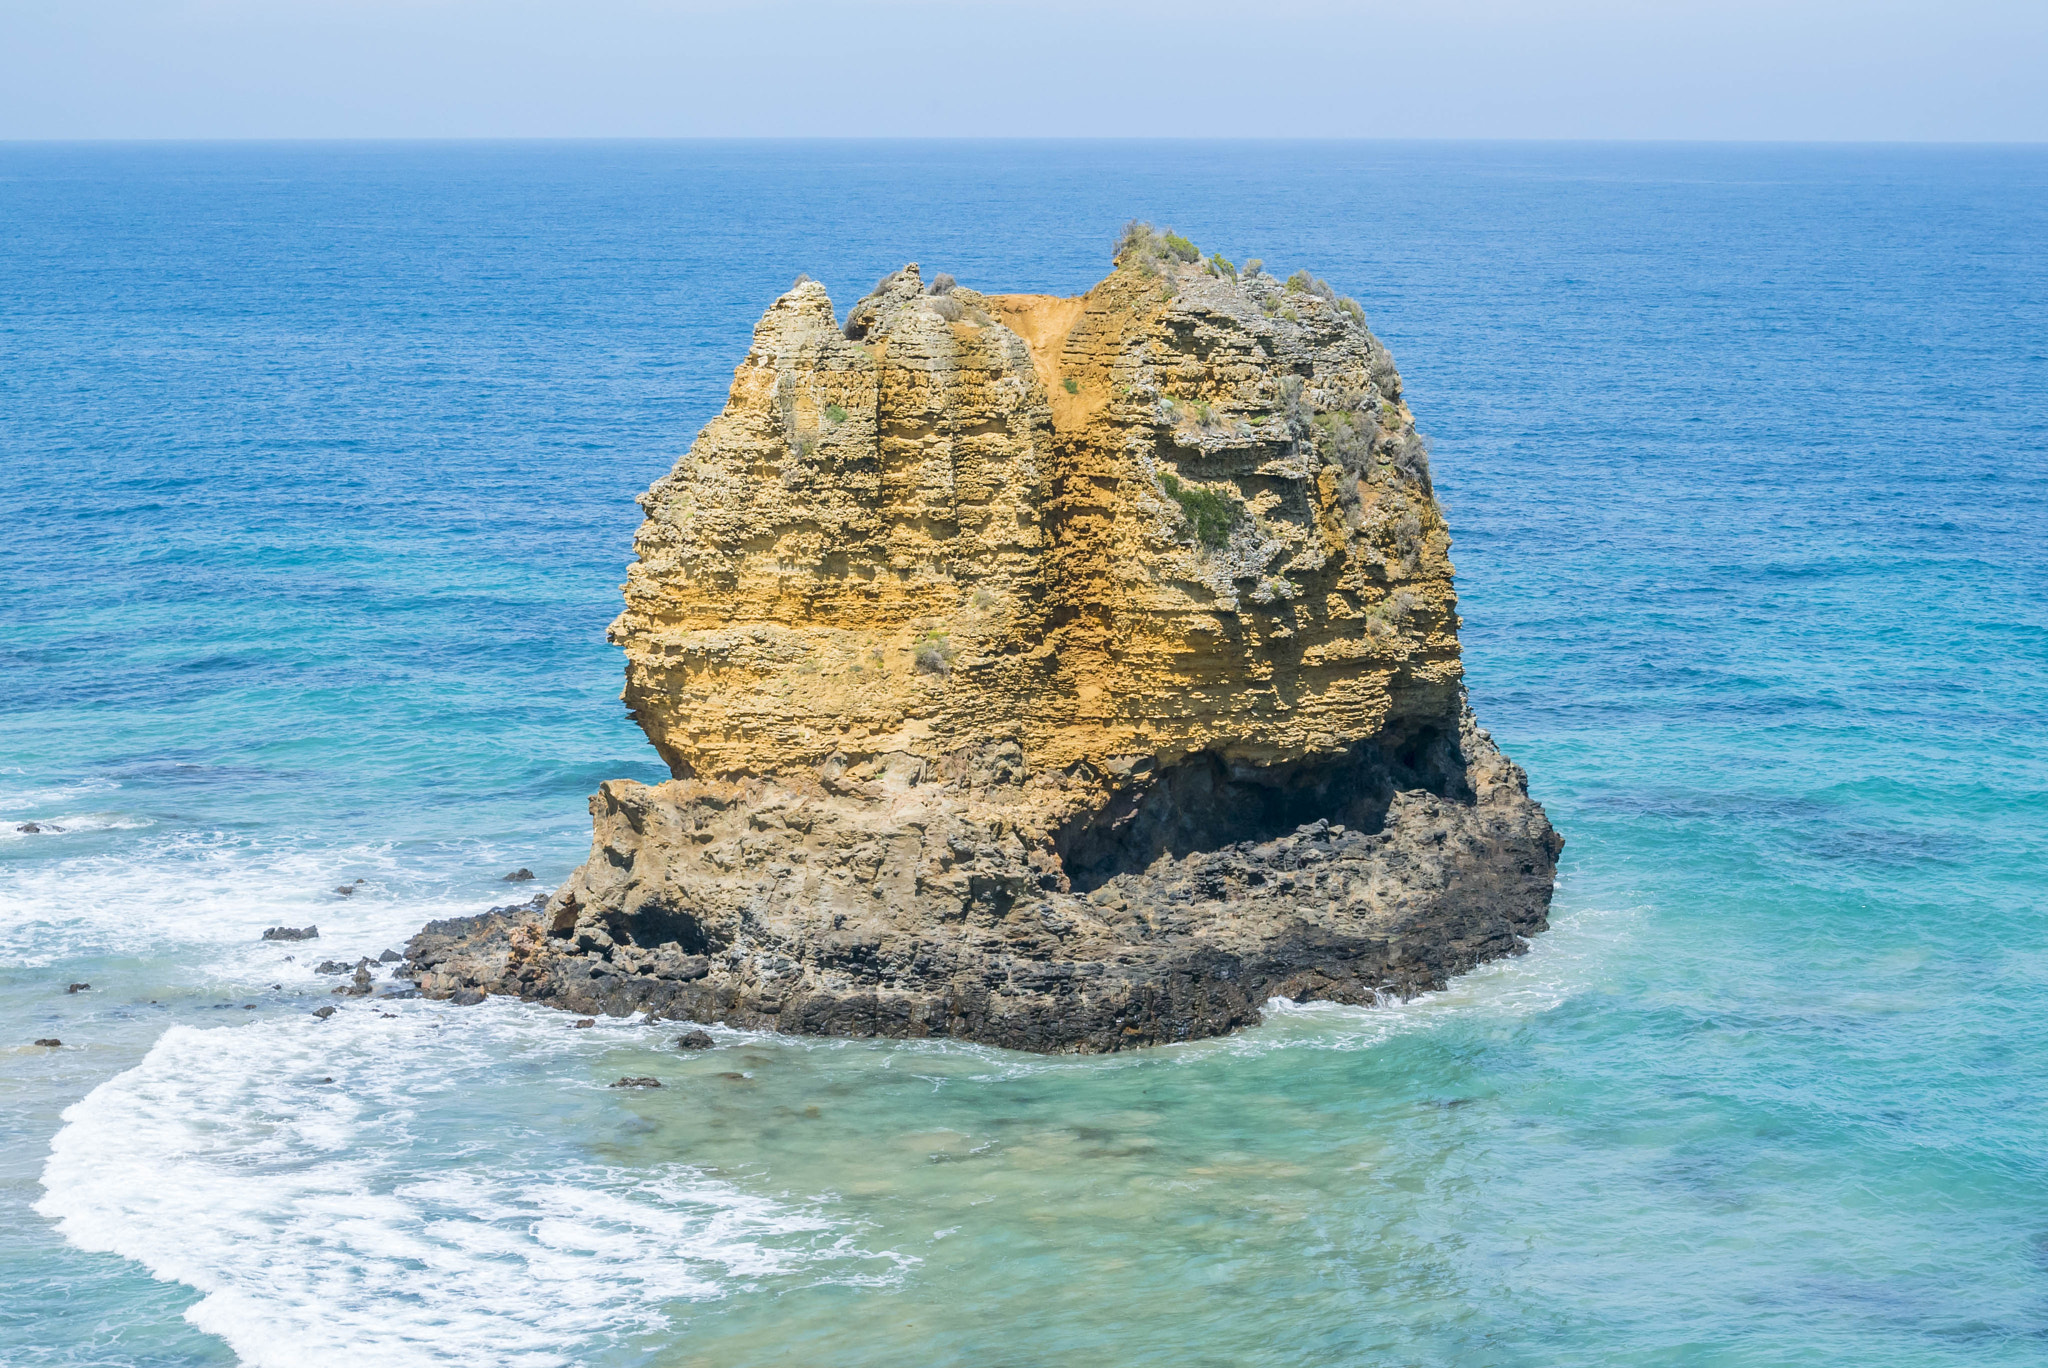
(676, 1030, 715, 1050)
(405, 227, 1561, 1053)
(65, 983, 89, 994)
(263, 925, 319, 941)
(33, 1038, 61, 1047)
(609, 1077, 662, 1089)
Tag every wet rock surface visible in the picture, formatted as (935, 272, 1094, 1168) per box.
(263, 925, 319, 941)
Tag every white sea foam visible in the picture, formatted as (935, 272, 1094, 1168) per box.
(0, 819, 542, 974)
(0, 775, 122, 814)
(1, 811, 155, 835)
(36, 1002, 905, 1367)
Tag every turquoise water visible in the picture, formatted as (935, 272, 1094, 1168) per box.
(3, 141, 2045, 1365)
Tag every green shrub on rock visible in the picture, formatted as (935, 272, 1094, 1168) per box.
(914, 632, 956, 676)
(1285, 269, 1341, 305)
(1157, 471, 1236, 548)
(1116, 221, 1203, 272)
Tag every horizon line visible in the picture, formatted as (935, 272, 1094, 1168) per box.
(5, 134, 2047, 149)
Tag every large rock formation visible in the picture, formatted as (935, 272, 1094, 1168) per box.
(406, 227, 1561, 1051)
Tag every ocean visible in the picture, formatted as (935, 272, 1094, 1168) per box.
(1, 140, 2044, 1366)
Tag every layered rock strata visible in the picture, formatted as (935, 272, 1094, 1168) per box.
(406, 229, 1561, 1051)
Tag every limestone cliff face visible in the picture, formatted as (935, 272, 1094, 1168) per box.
(405, 229, 1561, 1052)
(615, 239, 1456, 789)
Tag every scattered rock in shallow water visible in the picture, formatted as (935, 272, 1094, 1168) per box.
(378, 949, 402, 963)
(572, 1018, 596, 1029)
(503, 868, 535, 883)
(450, 989, 485, 1006)
(334, 885, 356, 897)
(344, 965, 374, 997)
(17, 822, 61, 834)
(314, 961, 349, 975)
(609, 1076, 661, 1088)
(379, 1012, 397, 1019)
(717, 1072, 749, 1082)
(34, 1038, 61, 1047)
(262, 925, 318, 941)
(66, 983, 89, 994)
(676, 1030, 715, 1050)
(312, 1006, 336, 1020)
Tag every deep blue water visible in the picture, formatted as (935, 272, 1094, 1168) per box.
(2, 141, 2045, 1366)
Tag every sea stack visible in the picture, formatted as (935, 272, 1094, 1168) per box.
(406, 225, 1561, 1051)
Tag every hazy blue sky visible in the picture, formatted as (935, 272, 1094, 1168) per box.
(3, 0, 2044, 140)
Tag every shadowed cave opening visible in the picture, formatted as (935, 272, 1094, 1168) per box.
(598, 902, 712, 955)
(1055, 719, 1472, 895)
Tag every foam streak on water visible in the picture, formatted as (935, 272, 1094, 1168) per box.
(37, 1006, 900, 1368)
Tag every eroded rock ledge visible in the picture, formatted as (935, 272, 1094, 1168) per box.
(405, 227, 1561, 1052)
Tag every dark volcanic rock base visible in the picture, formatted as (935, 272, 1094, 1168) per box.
(404, 703, 1560, 1053)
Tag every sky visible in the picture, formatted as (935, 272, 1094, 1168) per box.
(2, 0, 2044, 141)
